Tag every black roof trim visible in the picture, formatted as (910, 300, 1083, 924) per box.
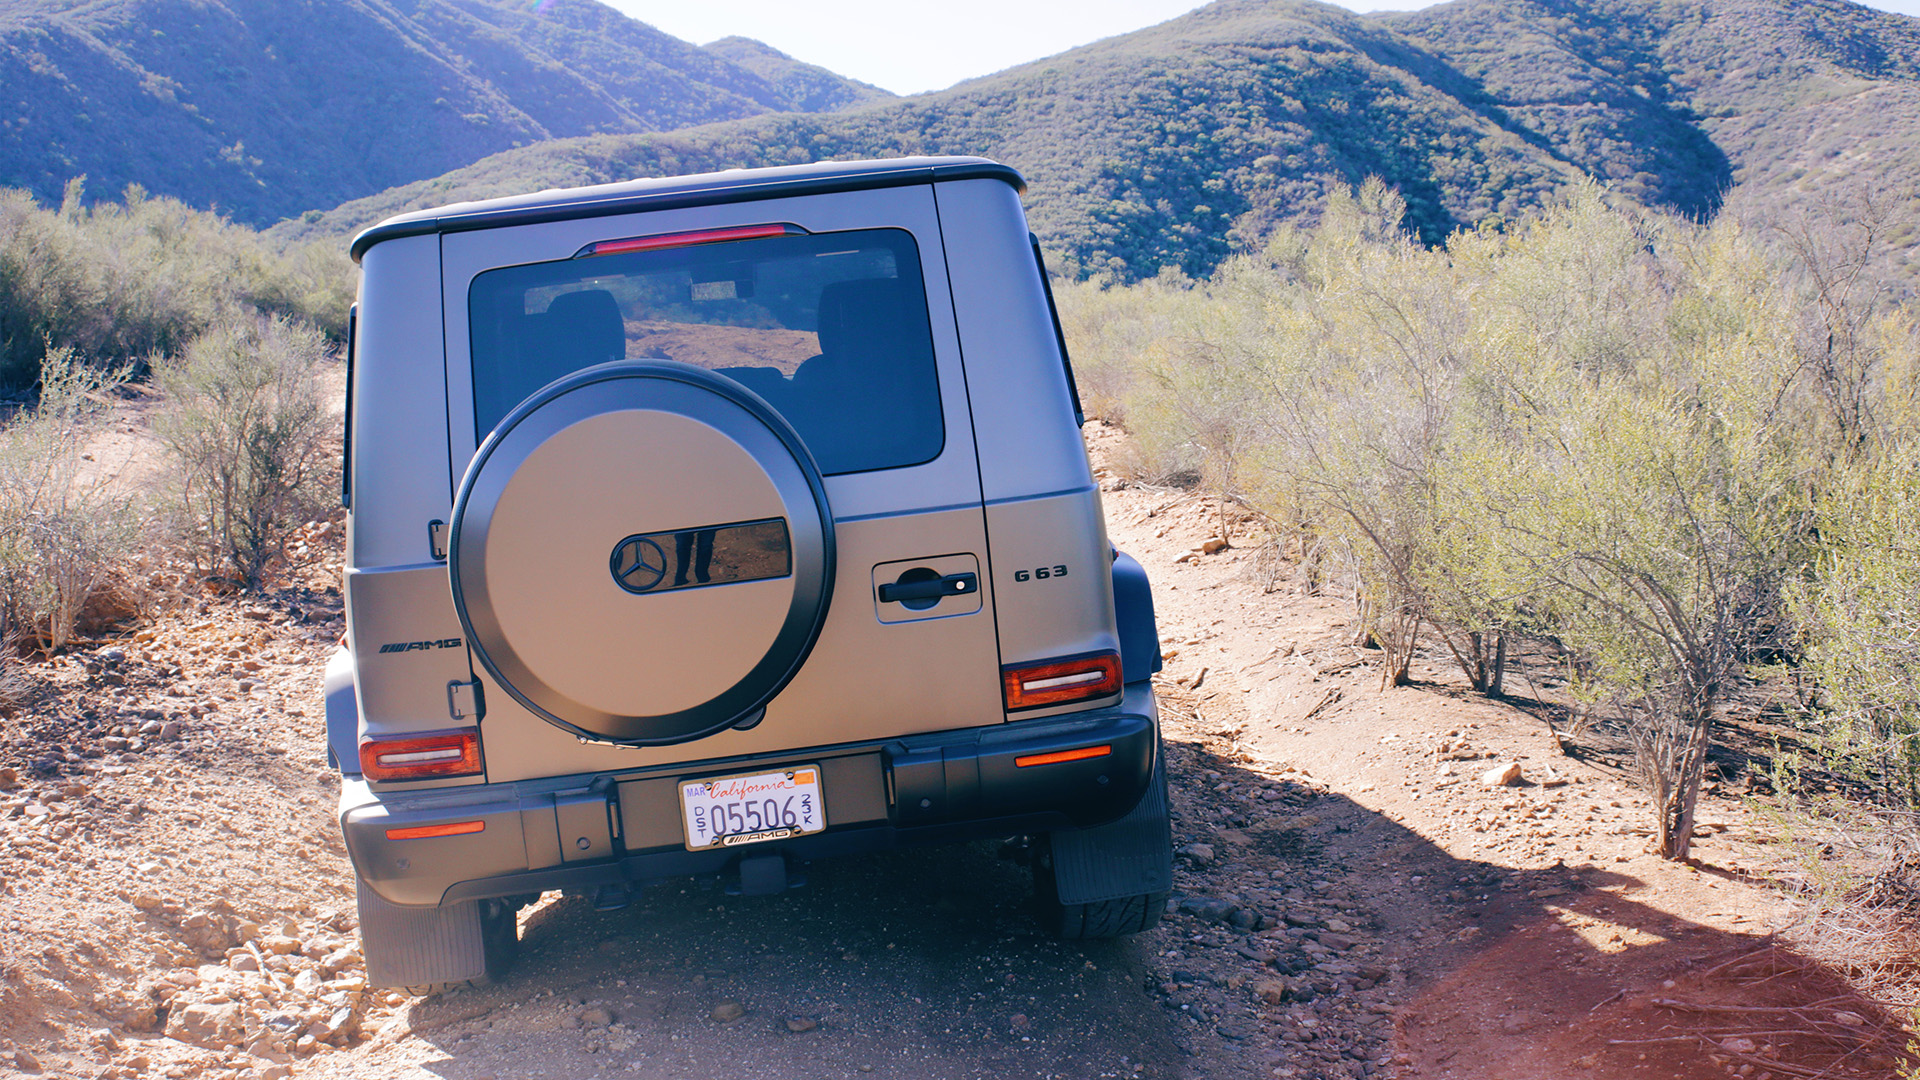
(350, 160, 1024, 263)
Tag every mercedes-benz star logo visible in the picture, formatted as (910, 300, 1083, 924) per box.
(610, 534, 668, 594)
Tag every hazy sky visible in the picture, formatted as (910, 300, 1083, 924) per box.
(603, 0, 1920, 95)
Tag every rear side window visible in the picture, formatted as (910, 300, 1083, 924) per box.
(467, 227, 944, 476)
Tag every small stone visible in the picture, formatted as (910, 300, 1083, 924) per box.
(261, 1067, 293, 1080)
(1832, 1010, 1867, 1027)
(710, 1001, 745, 1023)
(1010, 1013, 1029, 1030)
(1482, 762, 1524, 787)
(0, 767, 15, 789)
(166, 1000, 246, 1049)
(1200, 537, 1230, 555)
(579, 1005, 614, 1028)
(1177, 843, 1216, 867)
(11, 1048, 40, 1072)
(159, 721, 182, 741)
(264, 935, 301, 955)
(1323, 918, 1351, 933)
(784, 1016, 818, 1033)
(1253, 979, 1290, 1005)
(1721, 1037, 1758, 1054)
(131, 892, 165, 912)
(230, 953, 260, 972)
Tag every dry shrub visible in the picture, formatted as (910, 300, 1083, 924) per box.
(0, 347, 141, 653)
(154, 315, 337, 590)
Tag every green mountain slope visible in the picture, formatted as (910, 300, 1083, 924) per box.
(278, 0, 1584, 278)
(276, 0, 1920, 284)
(1390, 0, 1920, 278)
(0, 0, 887, 226)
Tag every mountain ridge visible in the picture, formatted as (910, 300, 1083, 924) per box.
(0, 0, 887, 227)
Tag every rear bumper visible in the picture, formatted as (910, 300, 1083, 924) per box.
(342, 681, 1159, 906)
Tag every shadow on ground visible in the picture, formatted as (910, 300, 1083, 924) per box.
(374, 733, 1909, 1080)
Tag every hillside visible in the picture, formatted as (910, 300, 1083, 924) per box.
(1391, 0, 1920, 280)
(279, 0, 1920, 285)
(0, 0, 887, 227)
(278, 0, 1583, 278)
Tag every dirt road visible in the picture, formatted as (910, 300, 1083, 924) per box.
(0, 423, 1909, 1080)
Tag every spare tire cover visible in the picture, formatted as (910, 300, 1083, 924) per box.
(449, 361, 834, 745)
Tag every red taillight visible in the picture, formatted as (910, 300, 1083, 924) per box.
(1002, 651, 1123, 712)
(574, 223, 805, 259)
(359, 729, 483, 782)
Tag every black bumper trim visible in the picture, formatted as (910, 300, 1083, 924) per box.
(346, 691, 1157, 907)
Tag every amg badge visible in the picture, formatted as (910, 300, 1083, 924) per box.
(377, 638, 463, 654)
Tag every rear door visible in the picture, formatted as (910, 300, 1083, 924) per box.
(437, 184, 1002, 780)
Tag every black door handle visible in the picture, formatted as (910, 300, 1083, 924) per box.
(878, 571, 978, 605)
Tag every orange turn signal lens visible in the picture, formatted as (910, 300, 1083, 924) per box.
(1015, 745, 1113, 768)
(575, 223, 805, 258)
(359, 729, 483, 782)
(1001, 651, 1123, 712)
(385, 820, 486, 841)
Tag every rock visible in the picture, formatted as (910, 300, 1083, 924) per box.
(230, 953, 261, 973)
(261, 1067, 293, 1080)
(166, 1000, 246, 1049)
(293, 969, 323, 994)
(579, 1005, 614, 1029)
(11, 1048, 39, 1072)
(263, 935, 301, 956)
(1229, 908, 1259, 930)
(131, 893, 165, 912)
(1178, 896, 1239, 924)
(159, 722, 182, 741)
(1721, 1037, 1757, 1054)
(0, 767, 15, 789)
(1323, 918, 1351, 933)
(1253, 979, 1290, 1005)
(710, 1001, 745, 1023)
(321, 944, 361, 974)
(785, 1016, 818, 1033)
(1178, 843, 1216, 867)
(1201, 538, 1230, 555)
(1832, 1010, 1868, 1027)
(1482, 762, 1524, 787)
(321, 1006, 359, 1041)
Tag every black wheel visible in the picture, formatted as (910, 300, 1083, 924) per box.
(1033, 836, 1167, 939)
(358, 880, 522, 994)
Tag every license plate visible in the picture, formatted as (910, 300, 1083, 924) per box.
(680, 766, 824, 851)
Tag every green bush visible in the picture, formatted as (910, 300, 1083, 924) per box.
(0, 181, 354, 389)
(154, 316, 337, 590)
(1057, 179, 1915, 862)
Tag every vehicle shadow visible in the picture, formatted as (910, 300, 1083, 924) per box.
(396, 837, 1186, 1080)
(1143, 736, 1911, 1080)
(383, 732, 1910, 1080)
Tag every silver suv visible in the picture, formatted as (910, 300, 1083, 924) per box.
(329, 157, 1169, 991)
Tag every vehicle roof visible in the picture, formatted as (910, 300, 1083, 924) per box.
(350, 156, 1024, 262)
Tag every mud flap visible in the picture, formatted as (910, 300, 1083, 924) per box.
(357, 878, 489, 988)
(1046, 742, 1172, 905)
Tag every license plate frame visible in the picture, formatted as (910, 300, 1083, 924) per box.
(679, 765, 825, 851)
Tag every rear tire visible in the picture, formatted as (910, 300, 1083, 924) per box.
(356, 880, 521, 995)
(1032, 749, 1172, 939)
(1033, 849, 1167, 938)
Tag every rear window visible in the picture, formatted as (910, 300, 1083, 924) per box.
(468, 227, 943, 476)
